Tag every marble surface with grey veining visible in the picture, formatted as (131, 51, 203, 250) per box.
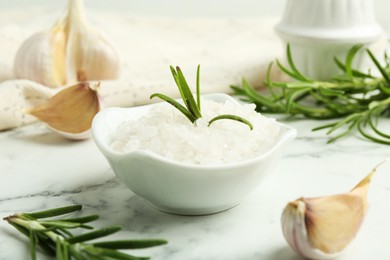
(1, 118, 390, 260)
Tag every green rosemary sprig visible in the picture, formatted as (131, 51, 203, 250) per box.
(151, 65, 253, 130)
(3, 205, 167, 260)
(231, 44, 390, 144)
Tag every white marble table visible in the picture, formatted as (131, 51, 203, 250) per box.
(1, 0, 390, 258)
(1, 117, 390, 260)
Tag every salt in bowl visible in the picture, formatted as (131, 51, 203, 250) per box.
(92, 94, 296, 215)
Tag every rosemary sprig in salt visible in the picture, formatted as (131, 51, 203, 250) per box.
(151, 65, 253, 130)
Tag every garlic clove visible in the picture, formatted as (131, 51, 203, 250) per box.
(51, 22, 68, 86)
(27, 81, 101, 139)
(13, 21, 67, 88)
(13, 0, 120, 88)
(281, 160, 387, 260)
(66, 0, 120, 83)
(65, 0, 120, 83)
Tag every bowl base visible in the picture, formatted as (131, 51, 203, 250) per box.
(143, 200, 242, 216)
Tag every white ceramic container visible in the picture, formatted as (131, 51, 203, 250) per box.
(275, 0, 384, 80)
(92, 94, 296, 215)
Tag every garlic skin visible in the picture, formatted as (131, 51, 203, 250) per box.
(13, 0, 120, 88)
(281, 162, 383, 260)
(14, 22, 67, 88)
(27, 81, 101, 140)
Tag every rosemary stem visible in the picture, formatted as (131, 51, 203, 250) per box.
(8, 217, 64, 242)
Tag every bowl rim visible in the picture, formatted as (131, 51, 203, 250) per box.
(92, 93, 297, 170)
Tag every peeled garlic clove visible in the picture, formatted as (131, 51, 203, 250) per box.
(27, 81, 101, 140)
(13, 0, 120, 88)
(13, 21, 67, 88)
(281, 161, 387, 259)
(66, 0, 120, 83)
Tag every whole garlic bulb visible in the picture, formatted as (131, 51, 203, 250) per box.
(281, 160, 388, 259)
(14, 0, 120, 88)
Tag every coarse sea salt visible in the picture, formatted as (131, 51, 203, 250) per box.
(111, 99, 281, 165)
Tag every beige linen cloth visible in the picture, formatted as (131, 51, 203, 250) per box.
(0, 8, 284, 131)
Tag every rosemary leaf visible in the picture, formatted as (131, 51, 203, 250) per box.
(242, 78, 279, 110)
(285, 87, 311, 113)
(318, 87, 345, 97)
(24, 204, 82, 219)
(367, 49, 390, 84)
(56, 238, 64, 260)
(175, 66, 202, 118)
(286, 44, 313, 82)
(345, 44, 363, 80)
(66, 226, 122, 244)
(196, 64, 201, 112)
(39, 220, 84, 229)
(368, 116, 390, 139)
(93, 239, 168, 249)
(93, 248, 145, 260)
(334, 57, 374, 78)
(29, 229, 37, 260)
(357, 120, 390, 145)
(150, 93, 197, 122)
(327, 120, 358, 144)
(325, 114, 361, 135)
(57, 227, 74, 238)
(68, 245, 87, 260)
(64, 215, 100, 223)
(169, 66, 183, 98)
(208, 114, 254, 130)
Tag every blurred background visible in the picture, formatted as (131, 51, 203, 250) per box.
(1, 0, 390, 33)
(2, 0, 285, 17)
(0, 0, 389, 25)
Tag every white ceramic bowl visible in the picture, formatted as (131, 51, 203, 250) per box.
(92, 94, 296, 215)
(275, 0, 384, 80)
